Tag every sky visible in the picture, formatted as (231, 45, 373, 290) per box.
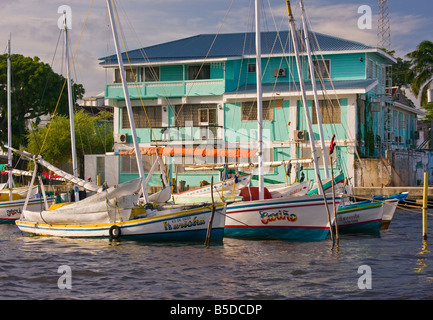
(0, 0, 432, 99)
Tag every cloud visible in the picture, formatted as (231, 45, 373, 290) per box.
(1, 0, 431, 97)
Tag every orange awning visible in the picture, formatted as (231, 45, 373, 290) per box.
(118, 147, 255, 158)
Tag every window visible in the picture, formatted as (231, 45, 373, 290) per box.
(241, 101, 274, 121)
(247, 63, 256, 73)
(174, 104, 218, 127)
(312, 99, 341, 124)
(143, 66, 160, 82)
(120, 155, 157, 174)
(114, 68, 137, 83)
(309, 60, 330, 79)
(368, 59, 373, 79)
(122, 106, 162, 128)
(199, 108, 217, 126)
(187, 64, 210, 80)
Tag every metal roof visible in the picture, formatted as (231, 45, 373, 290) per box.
(99, 30, 377, 66)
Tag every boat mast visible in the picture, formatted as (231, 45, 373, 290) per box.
(106, 0, 148, 202)
(300, 0, 330, 178)
(7, 37, 12, 201)
(255, 0, 264, 200)
(63, 11, 80, 202)
(286, 1, 322, 194)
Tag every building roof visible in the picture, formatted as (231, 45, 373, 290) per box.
(100, 30, 393, 66)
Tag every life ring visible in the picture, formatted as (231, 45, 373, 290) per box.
(109, 225, 121, 239)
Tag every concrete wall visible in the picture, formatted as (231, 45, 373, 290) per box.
(354, 149, 433, 187)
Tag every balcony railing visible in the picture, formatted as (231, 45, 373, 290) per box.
(106, 79, 225, 100)
(153, 125, 222, 142)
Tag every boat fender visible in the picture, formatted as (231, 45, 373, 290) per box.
(109, 225, 121, 239)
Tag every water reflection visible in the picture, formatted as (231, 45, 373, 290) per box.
(415, 239, 430, 274)
(2, 210, 433, 299)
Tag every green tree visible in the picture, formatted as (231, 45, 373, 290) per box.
(406, 40, 433, 107)
(381, 48, 413, 88)
(26, 110, 113, 167)
(392, 57, 413, 88)
(0, 54, 85, 149)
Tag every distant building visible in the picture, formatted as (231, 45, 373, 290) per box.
(80, 93, 114, 115)
(94, 30, 423, 188)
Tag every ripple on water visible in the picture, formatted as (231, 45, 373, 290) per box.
(0, 210, 432, 299)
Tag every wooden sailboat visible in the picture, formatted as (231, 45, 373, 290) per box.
(171, 173, 252, 203)
(224, 0, 341, 241)
(15, 0, 226, 242)
(0, 38, 55, 223)
(297, 0, 384, 234)
(367, 192, 408, 229)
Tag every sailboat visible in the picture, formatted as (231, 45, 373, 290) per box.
(14, 0, 226, 242)
(0, 38, 55, 223)
(294, 0, 385, 235)
(223, 0, 341, 241)
(171, 172, 252, 204)
(177, 158, 313, 204)
(360, 192, 408, 230)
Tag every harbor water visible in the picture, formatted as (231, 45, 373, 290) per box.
(1, 208, 432, 300)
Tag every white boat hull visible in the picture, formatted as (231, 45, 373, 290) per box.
(381, 198, 399, 230)
(224, 194, 342, 241)
(265, 181, 312, 198)
(0, 197, 56, 223)
(15, 203, 226, 242)
(337, 201, 384, 233)
(172, 174, 252, 200)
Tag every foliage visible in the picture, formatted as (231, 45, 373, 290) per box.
(26, 110, 113, 166)
(0, 54, 84, 149)
(406, 40, 433, 107)
(391, 57, 413, 88)
(423, 102, 433, 121)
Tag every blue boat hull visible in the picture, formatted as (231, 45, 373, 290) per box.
(224, 226, 330, 241)
(121, 228, 225, 242)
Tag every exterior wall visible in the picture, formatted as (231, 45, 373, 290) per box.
(102, 46, 420, 189)
(354, 149, 433, 187)
(84, 154, 119, 186)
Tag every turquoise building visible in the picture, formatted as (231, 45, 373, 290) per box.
(97, 30, 420, 189)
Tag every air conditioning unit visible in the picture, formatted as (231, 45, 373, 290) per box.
(273, 68, 286, 77)
(116, 133, 128, 144)
(294, 130, 306, 142)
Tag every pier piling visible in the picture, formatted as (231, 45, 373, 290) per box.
(423, 171, 428, 240)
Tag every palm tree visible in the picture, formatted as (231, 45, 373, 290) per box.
(406, 40, 433, 107)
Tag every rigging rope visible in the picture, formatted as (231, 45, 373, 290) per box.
(38, 0, 94, 156)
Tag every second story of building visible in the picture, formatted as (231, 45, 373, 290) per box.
(100, 30, 395, 104)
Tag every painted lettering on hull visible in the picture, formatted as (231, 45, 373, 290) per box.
(259, 210, 297, 225)
(163, 216, 205, 231)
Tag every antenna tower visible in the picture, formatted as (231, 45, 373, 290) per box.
(377, 0, 391, 50)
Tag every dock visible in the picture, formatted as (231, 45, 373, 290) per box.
(353, 186, 433, 207)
